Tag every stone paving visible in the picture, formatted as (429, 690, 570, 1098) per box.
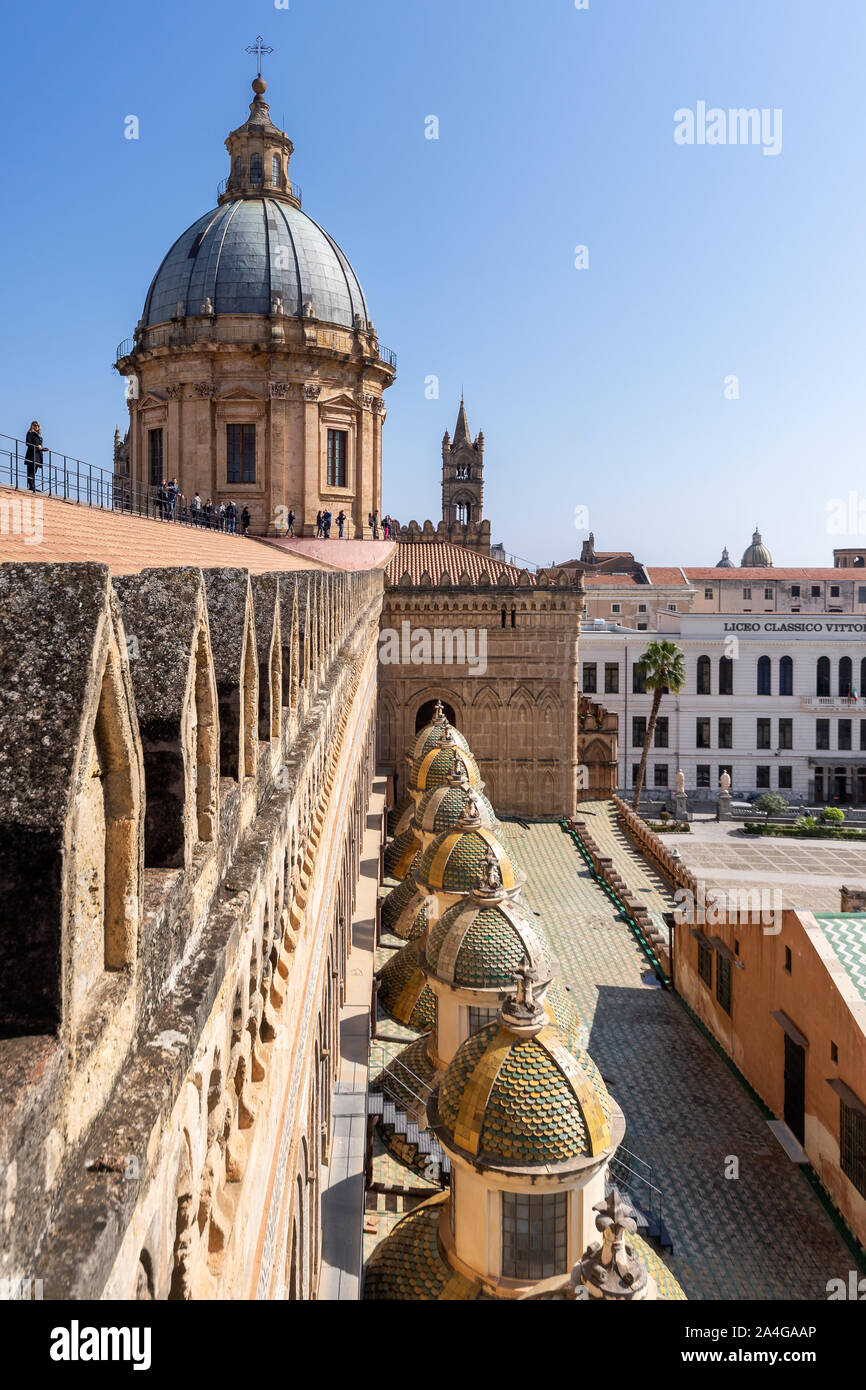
(496, 819, 857, 1301)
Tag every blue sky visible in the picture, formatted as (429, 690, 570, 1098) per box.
(1, 0, 864, 566)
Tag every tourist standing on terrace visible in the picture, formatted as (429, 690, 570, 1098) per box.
(24, 421, 44, 492)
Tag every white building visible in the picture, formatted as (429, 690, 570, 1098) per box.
(579, 613, 866, 804)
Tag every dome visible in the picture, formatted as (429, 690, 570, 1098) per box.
(740, 527, 772, 568)
(415, 782, 495, 837)
(415, 827, 523, 897)
(715, 546, 733, 569)
(377, 940, 437, 1033)
(435, 1019, 612, 1168)
(408, 707, 471, 765)
(142, 198, 369, 329)
(425, 897, 552, 990)
(409, 732, 481, 794)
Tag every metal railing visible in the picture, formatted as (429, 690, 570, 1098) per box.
(608, 1146, 670, 1249)
(217, 176, 302, 204)
(0, 431, 247, 535)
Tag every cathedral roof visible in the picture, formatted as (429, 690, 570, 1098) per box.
(387, 542, 533, 588)
(409, 716, 471, 765)
(414, 827, 523, 896)
(424, 896, 552, 991)
(376, 939, 437, 1033)
(415, 782, 496, 837)
(142, 197, 369, 328)
(408, 739, 481, 794)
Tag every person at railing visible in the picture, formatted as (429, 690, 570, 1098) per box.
(368, 510, 379, 540)
(225, 500, 237, 534)
(382, 515, 392, 540)
(216, 501, 226, 531)
(25, 421, 44, 492)
(337, 509, 346, 539)
(287, 508, 295, 537)
(315, 509, 324, 538)
(203, 498, 214, 528)
(241, 506, 251, 537)
(322, 508, 332, 538)
(156, 479, 168, 520)
(166, 477, 178, 520)
(191, 492, 202, 525)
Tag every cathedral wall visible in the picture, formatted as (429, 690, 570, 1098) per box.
(0, 560, 383, 1300)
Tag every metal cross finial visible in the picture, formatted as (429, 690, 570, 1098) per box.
(246, 36, 274, 76)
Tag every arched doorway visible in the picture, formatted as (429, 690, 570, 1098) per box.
(415, 698, 456, 733)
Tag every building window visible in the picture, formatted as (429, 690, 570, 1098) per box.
(468, 1006, 499, 1033)
(860, 722, 866, 752)
(696, 655, 711, 695)
(271, 153, 280, 185)
(631, 764, 641, 786)
(840, 1100, 866, 1200)
(632, 664, 646, 694)
(637, 603, 647, 613)
(831, 585, 840, 598)
(632, 716, 647, 748)
(667, 603, 677, 612)
(718, 718, 732, 749)
(704, 588, 713, 600)
(226, 423, 256, 483)
(698, 939, 713, 987)
(501, 1191, 568, 1280)
(743, 587, 752, 600)
(839, 719, 852, 751)
(859, 587, 866, 604)
(611, 603, 620, 614)
(779, 766, 792, 789)
(816, 719, 830, 751)
(719, 656, 733, 695)
(757, 718, 771, 750)
(784, 945, 792, 973)
(250, 152, 263, 183)
(604, 663, 619, 695)
(757, 655, 772, 696)
(696, 717, 711, 749)
(764, 587, 773, 601)
(778, 718, 793, 750)
(653, 764, 668, 788)
(862, 657, 866, 695)
(817, 656, 831, 697)
(654, 717, 669, 749)
(696, 764, 711, 788)
(831, 1041, 839, 1064)
(637, 623, 648, 630)
(756, 765, 771, 788)
(840, 656, 853, 698)
(716, 954, 732, 1014)
(811, 585, 821, 598)
(779, 655, 793, 696)
(148, 428, 164, 487)
(582, 663, 597, 694)
(327, 428, 348, 487)
(791, 585, 800, 598)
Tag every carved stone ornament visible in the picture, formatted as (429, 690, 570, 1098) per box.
(269, 382, 292, 399)
(303, 384, 321, 402)
(573, 1188, 650, 1301)
(165, 384, 184, 400)
(194, 382, 216, 398)
(361, 393, 375, 410)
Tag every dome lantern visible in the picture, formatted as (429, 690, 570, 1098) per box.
(220, 72, 298, 206)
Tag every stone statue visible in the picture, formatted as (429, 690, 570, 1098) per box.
(574, 1188, 650, 1301)
(475, 846, 502, 895)
(675, 769, 685, 796)
(720, 770, 731, 793)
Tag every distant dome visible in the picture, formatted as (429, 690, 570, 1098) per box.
(740, 527, 772, 568)
(715, 546, 733, 569)
(142, 198, 369, 328)
(377, 939, 436, 1033)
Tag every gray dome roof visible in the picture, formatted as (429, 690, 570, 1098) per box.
(143, 197, 370, 328)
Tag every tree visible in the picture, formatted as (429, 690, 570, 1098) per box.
(755, 793, 789, 816)
(631, 640, 686, 811)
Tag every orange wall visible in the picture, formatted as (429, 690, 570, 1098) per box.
(675, 907, 866, 1249)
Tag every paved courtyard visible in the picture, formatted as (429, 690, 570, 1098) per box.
(496, 819, 858, 1301)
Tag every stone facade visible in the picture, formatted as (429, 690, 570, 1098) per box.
(377, 549, 618, 816)
(0, 560, 382, 1299)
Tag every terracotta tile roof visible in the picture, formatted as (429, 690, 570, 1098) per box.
(0, 487, 328, 575)
(644, 567, 689, 586)
(582, 573, 646, 587)
(260, 536, 396, 571)
(387, 541, 533, 586)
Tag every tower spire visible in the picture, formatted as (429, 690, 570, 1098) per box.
(453, 394, 470, 445)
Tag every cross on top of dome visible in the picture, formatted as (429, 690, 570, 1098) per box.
(246, 35, 274, 80)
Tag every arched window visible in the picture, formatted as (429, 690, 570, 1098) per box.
(840, 656, 853, 697)
(757, 655, 771, 696)
(779, 655, 793, 697)
(719, 655, 733, 695)
(250, 153, 263, 184)
(696, 655, 711, 695)
(817, 656, 831, 697)
(860, 656, 866, 695)
(415, 698, 456, 732)
(455, 501, 469, 525)
(271, 154, 281, 185)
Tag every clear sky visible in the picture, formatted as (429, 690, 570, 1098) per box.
(1, 0, 864, 567)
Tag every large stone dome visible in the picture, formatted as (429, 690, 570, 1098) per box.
(740, 527, 772, 568)
(142, 197, 370, 329)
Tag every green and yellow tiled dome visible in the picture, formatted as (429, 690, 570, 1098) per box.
(385, 783, 497, 882)
(546, 979, 584, 1054)
(384, 828, 424, 881)
(415, 828, 524, 897)
(435, 1021, 611, 1168)
(377, 940, 437, 1033)
(363, 1193, 486, 1301)
(409, 717, 471, 767)
(409, 740, 481, 795)
(381, 857, 423, 932)
(425, 897, 552, 990)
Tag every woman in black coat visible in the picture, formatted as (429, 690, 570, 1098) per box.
(25, 421, 44, 492)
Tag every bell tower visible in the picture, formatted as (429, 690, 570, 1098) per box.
(441, 396, 484, 530)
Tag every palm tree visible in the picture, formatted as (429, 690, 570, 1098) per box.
(631, 640, 686, 811)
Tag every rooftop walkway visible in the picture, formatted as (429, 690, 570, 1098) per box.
(574, 798, 676, 916)
(493, 820, 856, 1300)
(0, 486, 326, 574)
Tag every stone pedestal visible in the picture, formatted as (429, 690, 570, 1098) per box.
(717, 790, 732, 820)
